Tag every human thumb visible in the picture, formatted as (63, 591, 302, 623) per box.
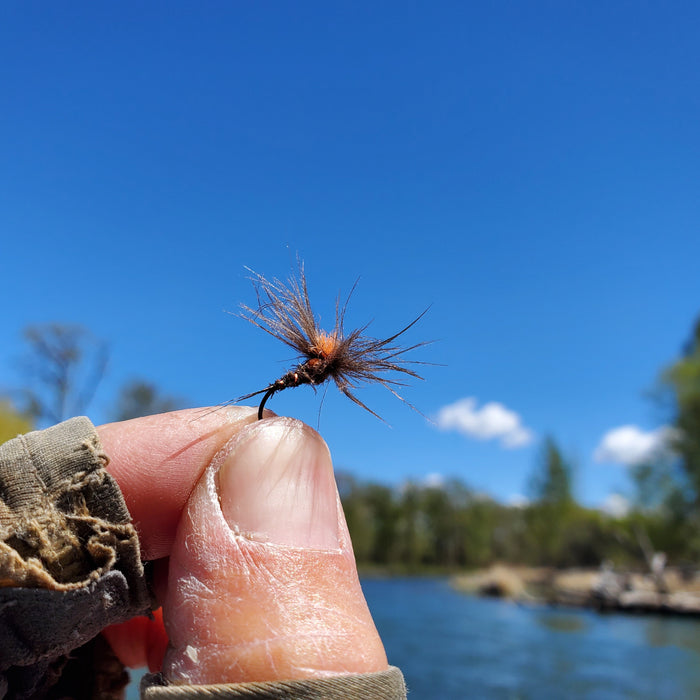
(161, 416, 388, 685)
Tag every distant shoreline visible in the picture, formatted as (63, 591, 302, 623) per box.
(449, 565, 700, 617)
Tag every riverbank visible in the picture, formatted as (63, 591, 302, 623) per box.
(450, 565, 700, 616)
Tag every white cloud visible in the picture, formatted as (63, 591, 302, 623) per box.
(397, 473, 446, 495)
(507, 493, 530, 508)
(593, 425, 676, 466)
(435, 397, 534, 449)
(422, 472, 445, 489)
(600, 493, 630, 518)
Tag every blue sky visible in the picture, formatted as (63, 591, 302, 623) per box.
(1, 3, 698, 511)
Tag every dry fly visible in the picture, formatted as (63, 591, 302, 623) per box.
(236, 263, 429, 421)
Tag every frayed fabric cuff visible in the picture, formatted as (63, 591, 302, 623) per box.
(0, 417, 151, 699)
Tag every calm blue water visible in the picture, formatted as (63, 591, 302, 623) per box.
(127, 578, 700, 699)
(364, 577, 700, 699)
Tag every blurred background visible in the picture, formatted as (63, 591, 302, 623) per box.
(2, 3, 700, 697)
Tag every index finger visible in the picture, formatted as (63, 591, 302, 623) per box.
(97, 407, 258, 560)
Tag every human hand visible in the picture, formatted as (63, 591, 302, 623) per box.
(97, 408, 387, 685)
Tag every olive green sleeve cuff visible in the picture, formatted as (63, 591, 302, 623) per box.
(0, 417, 151, 698)
(141, 666, 407, 699)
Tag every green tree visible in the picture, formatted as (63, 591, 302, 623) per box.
(530, 436, 574, 507)
(395, 482, 431, 569)
(364, 484, 401, 565)
(527, 436, 576, 566)
(340, 479, 401, 566)
(418, 483, 462, 567)
(458, 496, 501, 567)
(336, 472, 376, 564)
(662, 316, 700, 510)
(616, 315, 700, 564)
(18, 323, 108, 425)
(113, 379, 183, 421)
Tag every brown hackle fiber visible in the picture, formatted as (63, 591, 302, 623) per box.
(236, 262, 429, 421)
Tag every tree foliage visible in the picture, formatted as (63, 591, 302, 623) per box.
(523, 437, 577, 566)
(113, 379, 183, 421)
(529, 436, 574, 507)
(338, 428, 700, 572)
(662, 316, 700, 510)
(17, 323, 109, 425)
(338, 473, 661, 571)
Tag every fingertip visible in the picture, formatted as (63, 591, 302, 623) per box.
(162, 416, 387, 684)
(98, 407, 258, 560)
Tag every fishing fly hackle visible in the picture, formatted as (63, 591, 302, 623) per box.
(237, 263, 429, 421)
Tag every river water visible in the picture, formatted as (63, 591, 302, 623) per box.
(365, 577, 700, 699)
(127, 577, 700, 698)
